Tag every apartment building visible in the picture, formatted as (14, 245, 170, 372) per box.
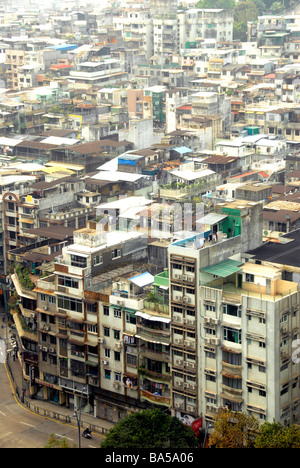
(167, 200, 300, 429)
(68, 58, 128, 87)
(2, 176, 86, 273)
(168, 199, 264, 425)
(178, 9, 234, 50)
(5, 47, 26, 89)
(31, 227, 150, 416)
(112, 8, 154, 60)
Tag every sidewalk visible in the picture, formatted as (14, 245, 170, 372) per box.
(1, 319, 115, 437)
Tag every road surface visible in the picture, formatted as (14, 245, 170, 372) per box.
(0, 362, 104, 448)
(0, 339, 5, 364)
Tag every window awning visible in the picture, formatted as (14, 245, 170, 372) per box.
(135, 311, 170, 323)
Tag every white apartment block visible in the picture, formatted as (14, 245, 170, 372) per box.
(113, 8, 154, 60)
(178, 9, 234, 50)
(168, 201, 300, 430)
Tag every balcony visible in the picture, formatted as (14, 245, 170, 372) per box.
(140, 389, 171, 407)
(143, 300, 169, 315)
(221, 361, 242, 379)
(110, 291, 145, 311)
(139, 344, 171, 363)
(12, 309, 38, 341)
(136, 323, 171, 345)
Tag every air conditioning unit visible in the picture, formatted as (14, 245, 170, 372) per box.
(175, 295, 181, 301)
(184, 340, 193, 348)
(211, 338, 219, 345)
(42, 346, 48, 352)
(115, 342, 122, 349)
(204, 337, 211, 344)
(117, 300, 124, 306)
(175, 380, 183, 387)
(43, 306, 48, 311)
(43, 326, 49, 331)
(187, 405, 195, 412)
(98, 338, 105, 344)
(175, 402, 182, 409)
(175, 359, 183, 366)
(101, 359, 109, 365)
(175, 338, 183, 344)
(113, 382, 120, 389)
(49, 347, 56, 353)
(186, 362, 195, 369)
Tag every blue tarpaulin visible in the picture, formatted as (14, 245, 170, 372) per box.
(173, 146, 193, 154)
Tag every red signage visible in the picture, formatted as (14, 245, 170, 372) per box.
(192, 418, 202, 436)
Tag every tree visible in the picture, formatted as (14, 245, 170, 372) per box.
(208, 409, 260, 448)
(254, 421, 300, 448)
(269, 1, 285, 13)
(233, 1, 259, 41)
(100, 409, 199, 449)
(196, 0, 235, 8)
(234, 1, 259, 23)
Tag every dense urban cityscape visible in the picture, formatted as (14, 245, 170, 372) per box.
(0, 0, 300, 451)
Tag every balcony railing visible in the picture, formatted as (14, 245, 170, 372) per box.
(140, 389, 171, 406)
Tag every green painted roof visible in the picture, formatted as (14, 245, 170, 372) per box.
(201, 259, 242, 278)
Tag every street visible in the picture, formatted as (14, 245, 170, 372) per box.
(0, 362, 104, 448)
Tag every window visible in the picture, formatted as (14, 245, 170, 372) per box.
(114, 308, 121, 319)
(58, 275, 79, 289)
(126, 313, 136, 325)
(93, 254, 103, 266)
(223, 303, 241, 317)
(49, 296, 56, 304)
(70, 254, 87, 268)
(88, 324, 97, 334)
(105, 369, 111, 379)
(245, 273, 254, 283)
(104, 327, 110, 337)
(41, 294, 46, 302)
(114, 330, 120, 340)
(105, 348, 110, 358)
(103, 305, 109, 316)
(126, 353, 137, 367)
(57, 296, 83, 313)
(112, 248, 121, 259)
(114, 351, 121, 361)
(223, 327, 241, 344)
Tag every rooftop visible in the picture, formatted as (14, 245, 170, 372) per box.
(247, 229, 300, 268)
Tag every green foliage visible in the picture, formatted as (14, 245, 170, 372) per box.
(269, 1, 285, 13)
(16, 265, 35, 291)
(146, 291, 159, 303)
(44, 434, 76, 448)
(209, 409, 260, 448)
(101, 409, 199, 449)
(196, 0, 235, 8)
(254, 421, 300, 448)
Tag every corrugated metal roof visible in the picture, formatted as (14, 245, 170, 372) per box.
(201, 259, 243, 278)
